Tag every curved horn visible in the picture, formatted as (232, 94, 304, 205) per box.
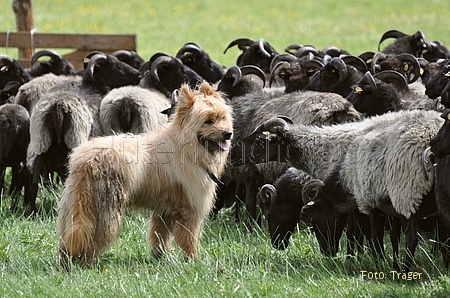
(258, 38, 272, 58)
(378, 29, 408, 51)
(86, 53, 107, 80)
(270, 53, 297, 71)
(223, 65, 242, 88)
(329, 57, 348, 90)
(284, 44, 303, 55)
(171, 89, 179, 105)
(268, 61, 290, 88)
(374, 70, 408, 88)
(358, 51, 375, 66)
(294, 45, 320, 58)
(300, 59, 324, 71)
(149, 55, 175, 83)
(175, 43, 204, 59)
(301, 179, 325, 205)
(364, 71, 377, 94)
(263, 117, 290, 131)
(30, 49, 62, 65)
(241, 65, 266, 87)
(370, 52, 387, 74)
(395, 53, 421, 83)
(112, 49, 133, 58)
(0, 54, 15, 69)
(260, 184, 277, 206)
(223, 38, 255, 54)
(341, 55, 368, 73)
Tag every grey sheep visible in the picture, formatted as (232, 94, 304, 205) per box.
(100, 86, 170, 135)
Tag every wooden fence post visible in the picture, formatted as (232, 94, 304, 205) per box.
(12, 0, 35, 60)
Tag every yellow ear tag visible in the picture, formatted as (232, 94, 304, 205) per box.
(366, 58, 372, 64)
(354, 86, 363, 94)
(0, 66, 8, 73)
(420, 68, 424, 75)
(83, 57, 90, 63)
(403, 64, 409, 71)
(445, 72, 450, 77)
(447, 113, 450, 121)
(262, 131, 270, 136)
(307, 201, 315, 206)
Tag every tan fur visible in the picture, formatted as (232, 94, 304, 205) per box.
(57, 82, 233, 268)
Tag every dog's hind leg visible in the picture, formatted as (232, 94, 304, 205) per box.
(148, 213, 173, 259)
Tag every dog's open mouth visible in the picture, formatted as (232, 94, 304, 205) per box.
(218, 140, 230, 151)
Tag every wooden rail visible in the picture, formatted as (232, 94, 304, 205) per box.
(0, 31, 137, 70)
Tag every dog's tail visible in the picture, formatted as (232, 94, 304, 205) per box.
(57, 146, 126, 268)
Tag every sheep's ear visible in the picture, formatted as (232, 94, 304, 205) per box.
(199, 81, 220, 98)
(176, 84, 196, 115)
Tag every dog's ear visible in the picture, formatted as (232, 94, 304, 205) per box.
(199, 81, 220, 99)
(177, 84, 196, 113)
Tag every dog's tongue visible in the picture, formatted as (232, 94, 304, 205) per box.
(218, 140, 230, 151)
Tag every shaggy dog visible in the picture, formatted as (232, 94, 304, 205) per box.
(57, 82, 233, 268)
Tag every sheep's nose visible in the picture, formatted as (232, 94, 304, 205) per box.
(222, 131, 232, 140)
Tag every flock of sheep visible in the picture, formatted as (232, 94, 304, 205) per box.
(1, 28, 450, 272)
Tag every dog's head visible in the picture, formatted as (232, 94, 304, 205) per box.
(173, 82, 233, 155)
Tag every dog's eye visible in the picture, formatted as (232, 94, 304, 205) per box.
(204, 119, 214, 124)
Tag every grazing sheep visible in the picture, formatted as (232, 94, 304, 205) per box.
(0, 103, 30, 212)
(26, 53, 142, 214)
(235, 109, 443, 270)
(139, 53, 203, 98)
(176, 42, 225, 84)
(15, 73, 82, 115)
(27, 49, 76, 77)
(347, 70, 445, 116)
(0, 81, 21, 105)
(306, 56, 367, 97)
(0, 54, 32, 89)
(223, 38, 278, 78)
(100, 86, 170, 135)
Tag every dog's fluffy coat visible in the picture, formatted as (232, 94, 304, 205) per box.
(57, 82, 233, 267)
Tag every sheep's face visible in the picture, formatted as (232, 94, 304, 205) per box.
(230, 118, 294, 166)
(430, 110, 450, 158)
(300, 198, 347, 257)
(425, 63, 450, 100)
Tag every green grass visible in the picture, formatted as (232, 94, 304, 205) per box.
(2, 0, 450, 296)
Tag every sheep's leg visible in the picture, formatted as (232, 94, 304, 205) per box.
(369, 209, 385, 264)
(389, 217, 402, 271)
(437, 221, 450, 269)
(346, 211, 367, 257)
(9, 164, 24, 212)
(401, 215, 418, 272)
(234, 181, 245, 223)
(244, 178, 261, 231)
(28, 154, 45, 215)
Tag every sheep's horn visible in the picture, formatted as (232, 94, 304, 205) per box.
(82, 51, 104, 69)
(263, 117, 290, 131)
(294, 45, 320, 59)
(171, 89, 179, 104)
(30, 49, 61, 65)
(414, 30, 430, 53)
(300, 59, 325, 71)
(241, 65, 266, 87)
(374, 70, 408, 89)
(322, 46, 347, 57)
(269, 61, 290, 88)
(329, 57, 347, 91)
(223, 66, 242, 87)
(112, 50, 133, 58)
(378, 29, 408, 51)
(175, 43, 204, 59)
(270, 53, 297, 71)
(422, 146, 436, 173)
(284, 44, 303, 55)
(87, 53, 107, 80)
(341, 55, 368, 73)
(258, 38, 272, 58)
(370, 52, 387, 74)
(149, 55, 175, 83)
(395, 53, 421, 83)
(223, 38, 255, 54)
(260, 184, 277, 206)
(0, 54, 15, 66)
(302, 179, 325, 205)
(364, 71, 377, 94)
(358, 51, 375, 66)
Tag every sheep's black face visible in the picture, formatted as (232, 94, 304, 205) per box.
(425, 63, 450, 99)
(181, 54, 224, 84)
(230, 122, 294, 166)
(430, 110, 450, 158)
(300, 199, 347, 257)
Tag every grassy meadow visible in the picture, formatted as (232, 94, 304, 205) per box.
(2, 0, 450, 297)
